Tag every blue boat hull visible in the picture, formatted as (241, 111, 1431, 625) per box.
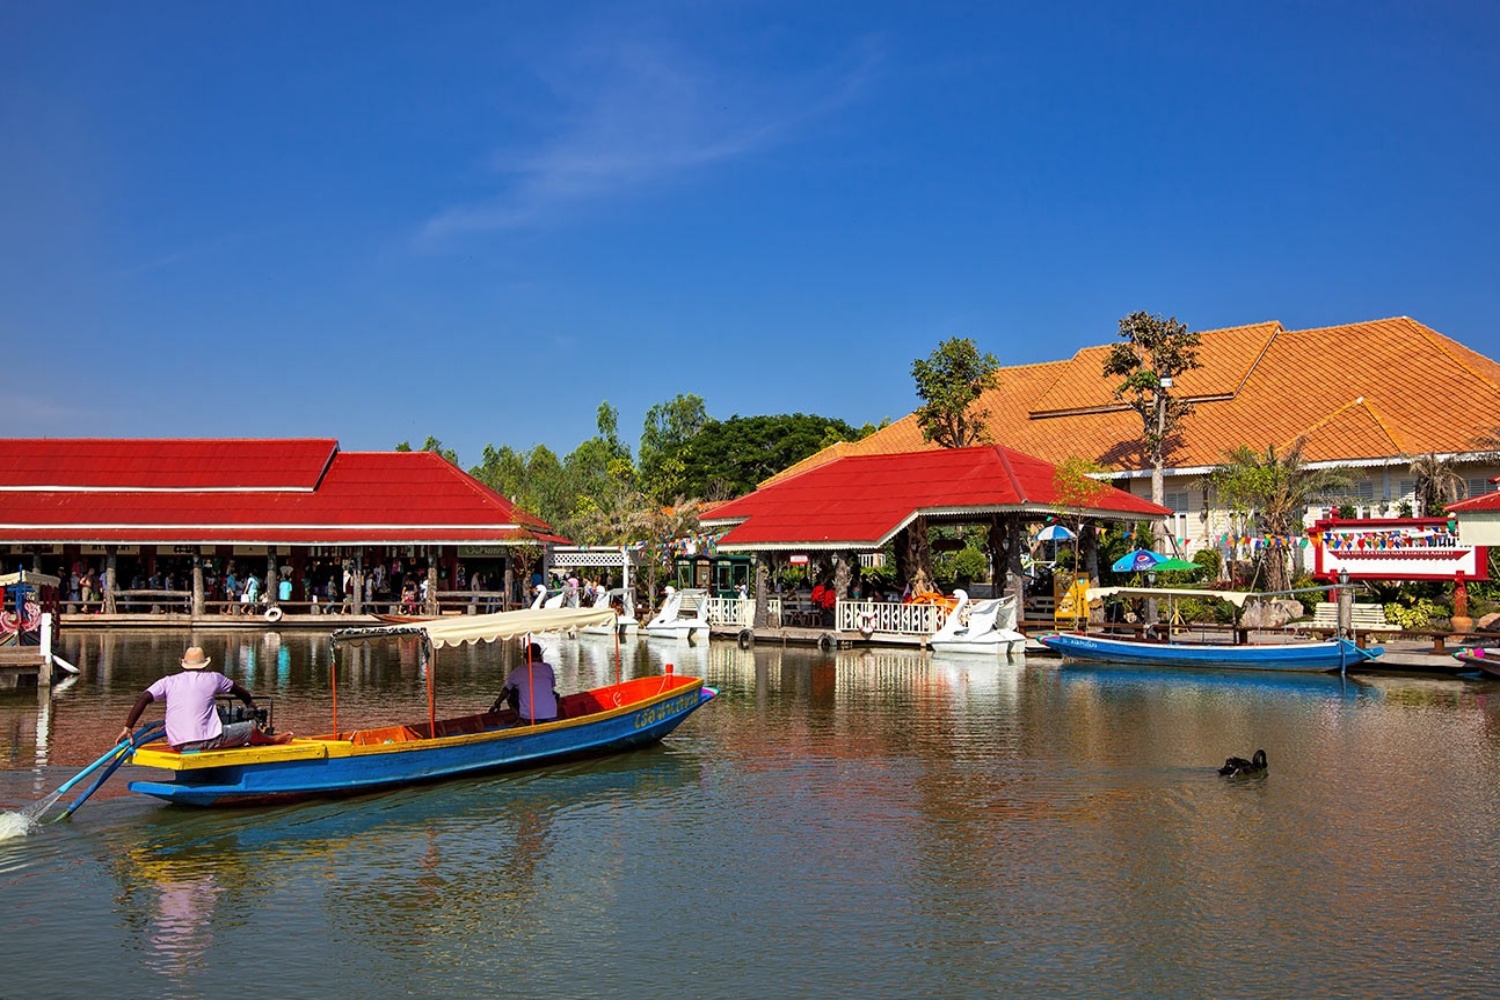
(128, 683, 716, 807)
(1039, 633, 1380, 672)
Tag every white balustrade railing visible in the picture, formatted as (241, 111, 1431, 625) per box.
(835, 600, 948, 636)
(703, 597, 782, 627)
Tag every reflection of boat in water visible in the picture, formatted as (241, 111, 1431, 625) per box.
(1057, 663, 1370, 699)
(125, 608, 715, 807)
(645, 587, 709, 642)
(929, 589, 1025, 657)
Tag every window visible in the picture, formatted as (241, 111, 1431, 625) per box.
(1163, 491, 1190, 514)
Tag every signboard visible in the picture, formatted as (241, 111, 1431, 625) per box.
(789, 554, 809, 566)
(459, 545, 508, 557)
(233, 546, 268, 556)
(1311, 517, 1488, 581)
(82, 545, 140, 555)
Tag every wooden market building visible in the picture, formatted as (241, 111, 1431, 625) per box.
(0, 438, 565, 622)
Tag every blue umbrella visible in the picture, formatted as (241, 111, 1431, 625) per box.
(1035, 524, 1075, 541)
(1112, 548, 1168, 573)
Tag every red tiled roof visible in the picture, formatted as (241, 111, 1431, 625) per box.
(703, 445, 1169, 549)
(0, 438, 339, 489)
(0, 440, 561, 545)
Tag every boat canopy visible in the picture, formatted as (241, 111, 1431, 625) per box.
(1086, 584, 1343, 609)
(332, 606, 617, 649)
(0, 570, 61, 588)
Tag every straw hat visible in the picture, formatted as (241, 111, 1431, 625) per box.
(180, 646, 212, 669)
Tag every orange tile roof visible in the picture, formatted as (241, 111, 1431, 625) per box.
(768, 316, 1500, 484)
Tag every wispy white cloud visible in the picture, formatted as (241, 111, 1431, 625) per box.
(419, 32, 881, 244)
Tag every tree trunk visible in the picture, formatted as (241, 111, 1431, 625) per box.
(833, 552, 852, 600)
(1081, 523, 1102, 622)
(753, 553, 770, 628)
(905, 517, 933, 595)
(266, 552, 279, 610)
(1006, 514, 1026, 613)
(893, 528, 909, 594)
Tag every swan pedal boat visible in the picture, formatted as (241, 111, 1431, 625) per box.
(928, 589, 1026, 656)
(127, 607, 715, 807)
(644, 586, 710, 641)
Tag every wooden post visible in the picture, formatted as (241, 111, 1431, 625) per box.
(104, 546, 118, 615)
(266, 551, 279, 611)
(503, 558, 515, 612)
(351, 553, 364, 617)
(425, 549, 439, 616)
(191, 556, 205, 617)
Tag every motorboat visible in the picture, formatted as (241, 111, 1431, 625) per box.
(645, 586, 710, 642)
(928, 589, 1026, 656)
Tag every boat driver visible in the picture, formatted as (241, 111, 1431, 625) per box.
(118, 645, 292, 750)
(490, 642, 561, 724)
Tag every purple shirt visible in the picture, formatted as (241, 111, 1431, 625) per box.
(505, 660, 558, 721)
(147, 670, 234, 747)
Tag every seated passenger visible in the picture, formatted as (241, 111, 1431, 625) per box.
(489, 641, 560, 724)
(118, 645, 292, 750)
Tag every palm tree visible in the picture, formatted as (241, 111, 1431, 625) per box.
(1208, 437, 1355, 593)
(1408, 452, 1466, 516)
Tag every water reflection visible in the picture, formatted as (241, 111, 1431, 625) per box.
(6, 632, 1500, 997)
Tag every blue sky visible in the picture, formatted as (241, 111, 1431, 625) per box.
(4, 2, 1498, 466)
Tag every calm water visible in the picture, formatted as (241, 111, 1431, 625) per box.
(2, 630, 1500, 999)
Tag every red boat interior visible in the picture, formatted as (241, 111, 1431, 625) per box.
(337, 673, 701, 746)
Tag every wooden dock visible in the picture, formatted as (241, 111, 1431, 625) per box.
(0, 646, 51, 688)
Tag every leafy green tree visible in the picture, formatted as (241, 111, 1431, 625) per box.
(911, 338, 1001, 448)
(395, 436, 459, 465)
(1102, 311, 1201, 546)
(675, 414, 858, 499)
(1409, 452, 1466, 516)
(1207, 437, 1355, 592)
(639, 394, 708, 499)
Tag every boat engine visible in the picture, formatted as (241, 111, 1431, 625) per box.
(216, 696, 274, 734)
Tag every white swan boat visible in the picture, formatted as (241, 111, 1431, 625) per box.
(645, 586, 710, 642)
(929, 589, 1026, 656)
(581, 586, 639, 637)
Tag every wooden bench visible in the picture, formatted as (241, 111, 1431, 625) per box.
(1306, 601, 1400, 632)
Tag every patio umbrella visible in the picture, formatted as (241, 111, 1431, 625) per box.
(1035, 524, 1075, 541)
(1112, 548, 1169, 573)
(1152, 557, 1200, 573)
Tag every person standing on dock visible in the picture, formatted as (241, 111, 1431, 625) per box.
(118, 646, 291, 750)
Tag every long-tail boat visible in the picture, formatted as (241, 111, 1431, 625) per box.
(125, 606, 716, 807)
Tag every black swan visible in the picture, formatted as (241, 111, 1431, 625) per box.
(1218, 749, 1267, 776)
